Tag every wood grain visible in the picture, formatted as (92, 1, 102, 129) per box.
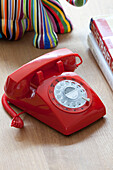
(0, 0, 113, 169)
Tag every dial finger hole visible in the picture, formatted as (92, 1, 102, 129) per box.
(76, 85, 81, 88)
(60, 81, 65, 86)
(77, 102, 82, 107)
(66, 102, 70, 107)
(71, 82, 76, 86)
(56, 90, 60, 94)
(80, 89, 85, 93)
(72, 102, 76, 107)
(56, 85, 61, 89)
(65, 80, 70, 85)
(57, 95, 61, 99)
(61, 99, 65, 103)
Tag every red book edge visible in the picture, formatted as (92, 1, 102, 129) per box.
(90, 18, 113, 73)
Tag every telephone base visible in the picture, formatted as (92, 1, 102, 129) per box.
(2, 48, 106, 135)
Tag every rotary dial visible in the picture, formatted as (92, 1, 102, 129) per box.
(54, 80, 88, 108)
(48, 77, 92, 113)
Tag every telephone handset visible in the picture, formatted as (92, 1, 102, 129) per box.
(2, 48, 106, 135)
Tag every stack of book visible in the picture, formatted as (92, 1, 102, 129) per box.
(88, 15, 113, 91)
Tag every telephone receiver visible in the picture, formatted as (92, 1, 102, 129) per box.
(2, 48, 106, 135)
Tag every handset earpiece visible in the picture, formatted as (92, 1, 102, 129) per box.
(62, 53, 83, 71)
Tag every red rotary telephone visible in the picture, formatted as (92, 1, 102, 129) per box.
(2, 48, 106, 135)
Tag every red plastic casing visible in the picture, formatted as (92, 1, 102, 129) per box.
(2, 48, 106, 135)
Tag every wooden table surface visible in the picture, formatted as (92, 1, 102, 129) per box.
(0, 0, 113, 169)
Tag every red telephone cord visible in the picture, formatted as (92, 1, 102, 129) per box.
(2, 94, 24, 128)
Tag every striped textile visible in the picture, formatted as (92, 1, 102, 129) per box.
(0, 0, 87, 49)
(42, 0, 72, 34)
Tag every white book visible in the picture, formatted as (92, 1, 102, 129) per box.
(88, 33, 113, 91)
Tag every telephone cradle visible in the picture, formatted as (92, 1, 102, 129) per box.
(2, 48, 106, 135)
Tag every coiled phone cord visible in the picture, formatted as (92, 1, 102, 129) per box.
(2, 93, 24, 128)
